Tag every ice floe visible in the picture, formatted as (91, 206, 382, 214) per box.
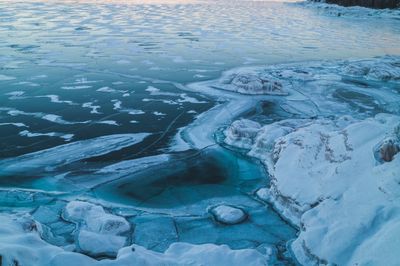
(36, 95, 75, 105)
(82, 102, 101, 114)
(19, 130, 74, 141)
(0, 108, 91, 125)
(97, 120, 120, 126)
(0, 122, 28, 128)
(0, 133, 150, 176)
(61, 85, 92, 90)
(97, 87, 117, 93)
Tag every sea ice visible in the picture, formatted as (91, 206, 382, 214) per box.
(0, 133, 150, 176)
(210, 205, 248, 225)
(64, 201, 130, 257)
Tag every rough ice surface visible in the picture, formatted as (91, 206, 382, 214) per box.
(224, 119, 262, 149)
(225, 114, 400, 265)
(0, 213, 269, 266)
(212, 56, 400, 265)
(218, 73, 288, 95)
(63, 201, 130, 257)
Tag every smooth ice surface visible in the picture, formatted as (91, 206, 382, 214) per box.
(0, 133, 150, 176)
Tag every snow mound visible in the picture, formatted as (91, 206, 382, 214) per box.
(63, 201, 130, 257)
(210, 205, 248, 225)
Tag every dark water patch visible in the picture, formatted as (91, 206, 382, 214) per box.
(92, 148, 265, 208)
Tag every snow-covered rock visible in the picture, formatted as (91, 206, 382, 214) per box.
(225, 114, 400, 265)
(220, 73, 288, 95)
(210, 205, 248, 225)
(224, 119, 261, 149)
(231, 74, 286, 95)
(375, 135, 400, 162)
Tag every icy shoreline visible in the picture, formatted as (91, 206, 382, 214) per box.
(217, 56, 400, 265)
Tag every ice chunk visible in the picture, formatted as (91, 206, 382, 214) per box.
(64, 201, 130, 257)
(210, 205, 247, 225)
(19, 130, 74, 141)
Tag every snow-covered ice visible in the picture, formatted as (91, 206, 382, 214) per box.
(210, 205, 248, 225)
(224, 114, 400, 265)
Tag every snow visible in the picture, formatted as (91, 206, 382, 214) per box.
(97, 87, 117, 93)
(178, 93, 207, 104)
(145, 86, 160, 93)
(112, 100, 122, 110)
(224, 114, 400, 265)
(1, 108, 91, 125)
(0, 212, 269, 266)
(228, 73, 288, 95)
(0, 122, 28, 128)
(36, 95, 75, 105)
(224, 119, 262, 149)
(19, 130, 74, 141)
(63, 201, 130, 257)
(82, 102, 101, 114)
(210, 205, 248, 225)
(97, 120, 120, 126)
(61, 85, 92, 90)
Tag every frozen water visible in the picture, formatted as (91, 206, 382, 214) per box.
(1, 0, 400, 265)
(0, 133, 150, 176)
(210, 205, 248, 225)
